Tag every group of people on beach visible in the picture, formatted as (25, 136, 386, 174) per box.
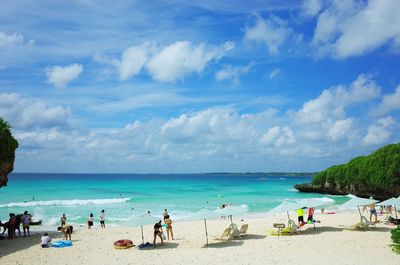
(0, 210, 32, 239)
(152, 209, 174, 247)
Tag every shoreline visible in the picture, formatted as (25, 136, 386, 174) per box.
(1, 211, 399, 265)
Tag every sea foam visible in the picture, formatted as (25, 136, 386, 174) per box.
(0, 197, 131, 208)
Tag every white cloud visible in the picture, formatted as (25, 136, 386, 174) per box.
(45, 64, 83, 88)
(301, 0, 322, 17)
(372, 85, 400, 116)
(215, 62, 253, 86)
(244, 14, 291, 55)
(268, 68, 281, 80)
(147, 41, 234, 82)
(293, 74, 380, 124)
(312, 0, 400, 58)
(114, 42, 153, 81)
(0, 32, 34, 48)
(363, 116, 396, 145)
(326, 118, 353, 140)
(0, 93, 72, 129)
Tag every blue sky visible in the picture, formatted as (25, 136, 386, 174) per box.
(1, 0, 400, 173)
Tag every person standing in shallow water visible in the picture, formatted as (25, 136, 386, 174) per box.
(60, 213, 66, 227)
(22, 211, 30, 237)
(99, 210, 105, 228)
(88, 213, 94, 229)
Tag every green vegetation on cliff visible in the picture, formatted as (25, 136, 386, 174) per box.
(0, 117, 18, 162)
(0, 117, 19, 187)
(311, 143, 400, 195)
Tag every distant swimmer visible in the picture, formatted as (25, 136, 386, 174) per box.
(32, 195, 35, 201)
(119, 193, 122, 198)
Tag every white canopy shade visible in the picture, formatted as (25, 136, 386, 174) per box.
(132, 214, 160, 227)
(377, 197, 400, 207)
(296, 197, 335, 209)
(340, 196, 379, 208)
(269, 201, 303, 213)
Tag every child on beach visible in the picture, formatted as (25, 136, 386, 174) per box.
(163, 209, 169, 220)
(164, 215, 174, 240)
(40, 232, 52, 248)
(88, 213, 94, 229)
(307, 207, 314, 223)
(99, 210, 105, 228)
(369, 203, 378, 223)
(297, 208, 305, 226)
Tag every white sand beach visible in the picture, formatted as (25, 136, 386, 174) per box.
(1, 211, 399, 265)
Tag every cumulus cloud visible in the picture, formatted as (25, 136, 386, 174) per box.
(312, 0, 400, 58)
(260, 126, 296, 146)
(215, 62, 253, 86)
(0, 93, 72, 129)
(147, 41, 234, 82)
(363, 116, 396, 145)
(45, 64, 83, 88)
(0, 32, 34, 49)
(301, 0, 322, 17)
(293, 74, 380, 124)
(372, 85, 400, 116)
(115, 42, 153, 81)
(244, 14, 291, 55)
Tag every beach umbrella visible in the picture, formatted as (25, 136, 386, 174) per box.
(340, 195, 379, 221)
(270, 201, 303, 223)
(132, 214, 160, 245)
(191, 209, 221, 247)
(377, 197, 400, 218)
(296, 197, 335, 209)
(217, 205, 249, 225)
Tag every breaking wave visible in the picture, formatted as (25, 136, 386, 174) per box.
(0, 197, 131, 208)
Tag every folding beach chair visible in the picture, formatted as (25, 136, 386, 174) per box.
(215, 227, 232, 241)
(239, 224, 248, 236)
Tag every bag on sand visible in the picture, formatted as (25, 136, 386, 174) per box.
(162, 233, 166, 240)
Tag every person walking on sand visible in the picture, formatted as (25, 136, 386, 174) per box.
(60, 213, 67, 227)
(22, 211, 30, 237)
(369, 203, 378, 223)
(99, 210, 105, 228)
(88, 213, 94, 229)
(153, 220, 164, 247)
(164, 215, 174, 240)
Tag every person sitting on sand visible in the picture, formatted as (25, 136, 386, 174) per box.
(22, 211, 30, 237)
(58, 225, 73, 241)
(60, 213, 67, 227)
(164, 215, 174, 240)
(153, 220, 164, 246)
(88, 213, 94, 229)
(369, 203, 378, 223)
(40, 232, 52, 248)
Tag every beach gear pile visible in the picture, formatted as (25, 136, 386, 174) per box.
(137, 242, 153, 249)
(52, 240, 73, 248)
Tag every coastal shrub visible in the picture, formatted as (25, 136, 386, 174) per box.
(392, 226, 400, 254)
(310, 143, 400, 197)
(0, 117, 18, 162)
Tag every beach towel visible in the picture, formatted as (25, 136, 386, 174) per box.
(138, 242, 153, 249)
(52, 240, 73, 248)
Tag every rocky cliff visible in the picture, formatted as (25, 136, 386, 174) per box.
(294, 143, 400, 200)
(0, 118, 18, 188)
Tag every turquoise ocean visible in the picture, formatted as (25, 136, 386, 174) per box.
(0, 173, 349, 228)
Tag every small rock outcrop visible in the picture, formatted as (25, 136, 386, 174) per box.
(294, 143, 400, 200)
(0, 118, 18, 188)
